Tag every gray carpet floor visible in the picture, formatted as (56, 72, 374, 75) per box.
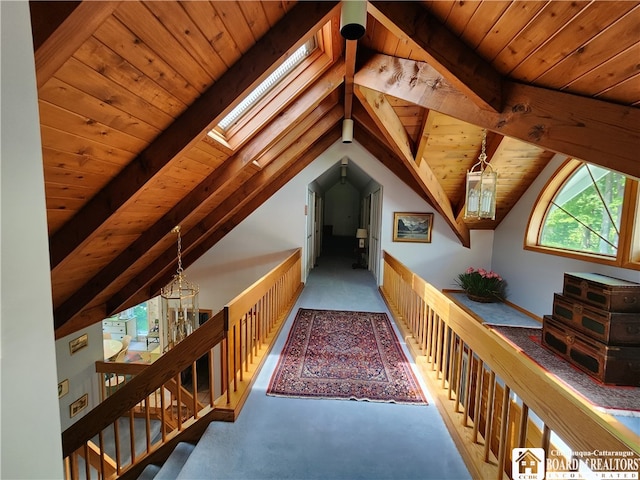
(176, 247, 471, 480)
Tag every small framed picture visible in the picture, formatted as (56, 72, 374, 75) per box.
(393, 212, 434, 243)
(70, 394, 88, 417)
(58, 379, 69, 398)
(69, 333, 88, 355)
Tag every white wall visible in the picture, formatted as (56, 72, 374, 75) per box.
(55, 324, 103, 431)
(492, 154, 640, 318)
(188, 139, 494, 308)
(0, 2, 64, 477)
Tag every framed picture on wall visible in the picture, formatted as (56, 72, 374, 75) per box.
(69, 394, 88, 417)
(69, 333, 88, 355)
(58, 379, 69, 398)
(393, 212, 433, 243)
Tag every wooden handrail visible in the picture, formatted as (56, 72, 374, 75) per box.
(225, 249, 301, 326)
(223, 248, 303, 418)
(62, 248, 303, 479)
(62, 309, 225, 458)
(380, 251, 639, 479)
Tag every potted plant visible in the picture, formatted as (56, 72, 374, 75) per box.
(456, 267, 507, 303)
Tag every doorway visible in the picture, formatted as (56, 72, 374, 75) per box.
(306, 159, 382, 282)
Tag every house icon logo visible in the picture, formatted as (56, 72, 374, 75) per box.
(512, 448, 545, 480)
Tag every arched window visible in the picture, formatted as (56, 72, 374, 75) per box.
(526, 159, 639, 270)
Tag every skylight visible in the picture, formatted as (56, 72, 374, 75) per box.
(213, 39, 316, 134)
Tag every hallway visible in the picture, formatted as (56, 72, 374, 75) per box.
(175, 247, 471, 479)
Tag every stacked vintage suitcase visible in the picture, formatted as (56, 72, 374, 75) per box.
(542, 272, 640, 386)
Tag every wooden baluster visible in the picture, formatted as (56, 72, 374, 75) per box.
(70, 449, 79, 480)
(64, 455, 71, 480)
(98, 430, 106, 479)
(233, 324, 239, 390)
(433, 316, 441, 373)
(144, 396, 152, 451)
(443, 327, 452, 389)
(160, 385, 167, 442)
(209, 349, 216, 407)
(129, 408, 136, 465)
(518, 403, 529, 448)
(472, 359, 484, 442)
(176, 373, 183, 431)
(497, 385, 511, 480)
(483, 371, 496, 462)
(541, 424, 551, 453)
(412, 295, 418, 336)
(463, 348, 474, 425)
(113, 419, 121, 474)
(252, 305, 257, 360)
(192, 360, 199, 419)
(247, 309, 252, 370)
(83, 443, 90, 479)
(453, 338, 464, 405)
(222, 337, 230, 404)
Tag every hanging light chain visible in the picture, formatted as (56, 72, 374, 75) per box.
(478, 129, 487, 166)
(172, 226, 183, 274)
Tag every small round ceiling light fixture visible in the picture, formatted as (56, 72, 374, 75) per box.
(340, 1, 367, 40)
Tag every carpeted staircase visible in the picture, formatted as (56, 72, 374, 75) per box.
(137, 439, 196, 479)
(137, 422, 223, 479)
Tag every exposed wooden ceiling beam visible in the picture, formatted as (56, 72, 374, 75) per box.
(351, 101, 434, 201)
(33, 1, 122, 88)
(344, 39, 358, 119)
(413, 109, 436, 168)
(48, 1, 340, 271)
(355, 53, 640, 180)
(29, 1, 81, 51)
(53, 68, 343, 330)
(107, 107, 343, 315)
(355, 84, 471, 247)
(354, 84, 414, 161)
(368, 1, 502, 112)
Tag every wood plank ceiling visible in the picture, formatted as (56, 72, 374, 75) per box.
(28, 1, 640, 338)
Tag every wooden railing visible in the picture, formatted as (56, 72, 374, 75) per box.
(380, 251, 639, 480)
(221, 248, 303, 419)
(62, 248, 303, 479)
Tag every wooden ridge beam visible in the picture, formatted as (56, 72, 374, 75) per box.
(355, 53, 640, 180)
(53, 70, 342, 332)
(48, 1, 340, 271)
(107, 107, 343, 314)
(368, 1, 502, 112)
(344, 40, 358, 119)
(355, 84, 471, 247)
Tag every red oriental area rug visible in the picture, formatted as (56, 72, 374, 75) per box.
(267, 308, 427, 405)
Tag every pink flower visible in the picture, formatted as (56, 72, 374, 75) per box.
(465, 267, 475, 274)
(478, 268, 487, 277)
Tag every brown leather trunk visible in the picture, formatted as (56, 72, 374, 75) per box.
(552, 293, 640, 345)
(563, 272, 640, 313)
(542, 316, 640, 386)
